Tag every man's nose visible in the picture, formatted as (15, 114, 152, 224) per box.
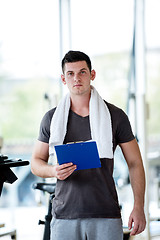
(74, 74, 80, 81)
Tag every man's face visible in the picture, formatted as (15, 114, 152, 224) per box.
(61, 61, 96, 96)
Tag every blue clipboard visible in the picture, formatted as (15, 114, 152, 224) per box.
(54, 141, 101, 171)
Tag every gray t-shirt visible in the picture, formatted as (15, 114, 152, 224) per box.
(38, 101, 135, 219)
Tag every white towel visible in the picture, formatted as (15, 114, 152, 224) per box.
(49, 86, 113, 159)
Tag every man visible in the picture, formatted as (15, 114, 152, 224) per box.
(31, 50, 146, 240)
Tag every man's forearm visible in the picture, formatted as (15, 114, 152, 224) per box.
(31, 141, 56, 178)
(120, 140, 146, 208)
(31, 157, 56, 178)
(31, 156, 77, 180)
(129, 162, 145, 208)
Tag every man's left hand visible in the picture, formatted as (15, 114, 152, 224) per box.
(128, 206, 146, 236)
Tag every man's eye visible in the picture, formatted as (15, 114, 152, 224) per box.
(81, 71, 86, 74)
(68, 72, 73, 76)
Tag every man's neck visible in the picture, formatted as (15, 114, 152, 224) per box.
(70, 93, 90, 117)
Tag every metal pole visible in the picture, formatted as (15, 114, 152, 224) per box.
(59, 0, 72, 97)
(134, 0, 150, 239)
(59, 0, 72, 58)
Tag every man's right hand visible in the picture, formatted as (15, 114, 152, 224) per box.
(53, 162, 77, 180)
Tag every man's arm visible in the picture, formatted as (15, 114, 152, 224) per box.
(119, 139, 146, 236)
(31, 140, 76, 180)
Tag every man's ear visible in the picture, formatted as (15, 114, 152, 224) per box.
(91, 69, 96, 81)
(61, 74, 66, 85)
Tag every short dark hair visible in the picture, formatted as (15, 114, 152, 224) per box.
(61, 50, 92, 73)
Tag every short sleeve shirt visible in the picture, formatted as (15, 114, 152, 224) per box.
(38, 101, 135, 219)
(38, 101, 134, 151)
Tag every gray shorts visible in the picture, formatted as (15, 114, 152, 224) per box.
(50, 218, 123, 240)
